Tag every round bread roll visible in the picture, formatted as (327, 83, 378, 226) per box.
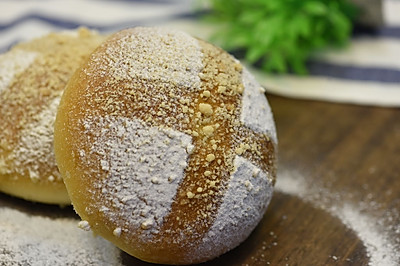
(54, 27, 277, 264)
(0, 28, 106, 204)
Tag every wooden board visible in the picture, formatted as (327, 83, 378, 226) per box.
(1, 95, 399, 265)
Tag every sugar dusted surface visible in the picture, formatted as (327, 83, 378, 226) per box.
(99, 27, 203, 90)
(197, 156, 273, 260)
(0, 28, 106, 203)
(9, 95, 62, 182)
(81, 116, 192, 240)
(59, 27, 277, 264)
(241, 68, 277, 143)
(0, 50, 37, 94)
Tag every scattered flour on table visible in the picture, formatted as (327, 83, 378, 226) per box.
(275, 170, 400, 266)
(0, 207, 122, 266)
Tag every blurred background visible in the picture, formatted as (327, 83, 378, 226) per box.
(0, 0, 399, 106)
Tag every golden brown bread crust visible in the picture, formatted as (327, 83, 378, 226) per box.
(0, 28, 106, 204)
(54, 27, 277, 264)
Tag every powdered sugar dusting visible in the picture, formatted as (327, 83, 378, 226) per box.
(0, 206, 121, 266)
(197, 156, 273, 260)
(82, 116, 192, 240)
(9, 95, 62, 181)
(99, 27, 203, 90)
(241, 68, 277, 143)
(1, 28, 106, 203)
(55, 27, 277, 264)
(276, 170, 399, 266)
(0, 50, 37, 94)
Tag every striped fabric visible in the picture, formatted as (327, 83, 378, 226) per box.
(1, 0, 399, 106)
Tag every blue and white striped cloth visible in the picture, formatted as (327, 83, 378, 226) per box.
(1, 0, 400, 106)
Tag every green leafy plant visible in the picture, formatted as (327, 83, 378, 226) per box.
(204, 0, 358, 74)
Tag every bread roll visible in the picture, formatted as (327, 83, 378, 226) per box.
(54, 27, 277, 264)
(0, 28, 106, 204)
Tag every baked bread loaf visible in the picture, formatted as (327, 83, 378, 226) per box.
(0, 28, 106, 204)
(54, 27, 277, 264)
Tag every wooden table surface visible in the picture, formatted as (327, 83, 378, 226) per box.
(1, 95, 399, 265)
